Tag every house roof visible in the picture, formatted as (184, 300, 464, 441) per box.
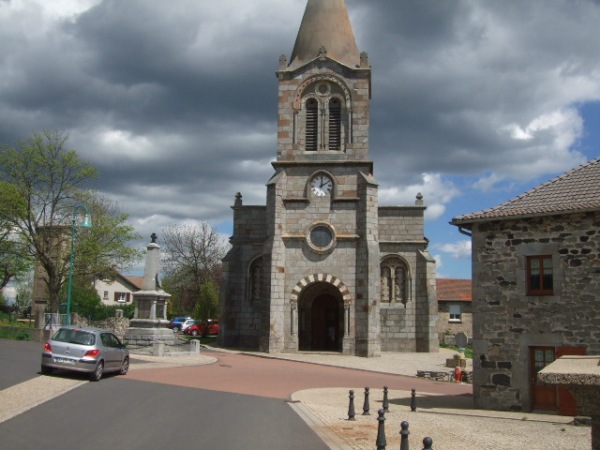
(288, 0, 360, 71)
(437, 278, 472, 302)
(123, 275, 144, 290)
(451, 157, 600, 226)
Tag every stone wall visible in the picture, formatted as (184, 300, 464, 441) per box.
(471, 211, 600, 412)
(437, 301, 473, 342)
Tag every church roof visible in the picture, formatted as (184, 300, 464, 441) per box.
(288, 0, 361, 70)
(451, 157, 600, 225)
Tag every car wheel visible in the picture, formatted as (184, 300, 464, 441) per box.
(192, 330, 199, 336)
(90, 361, 104, 382)
(119, 357, 129, 375)
(41, 365, 53, 375)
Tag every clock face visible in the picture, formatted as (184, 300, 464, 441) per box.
(311, 174, 333, 197)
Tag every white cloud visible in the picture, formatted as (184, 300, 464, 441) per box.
(435, 240, 472, 260)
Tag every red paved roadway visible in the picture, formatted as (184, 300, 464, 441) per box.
(127, 351, 472, 400)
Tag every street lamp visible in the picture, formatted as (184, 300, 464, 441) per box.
(66, 204, 92, 326)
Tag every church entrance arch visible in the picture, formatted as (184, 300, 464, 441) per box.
(297, 280, 345, 352)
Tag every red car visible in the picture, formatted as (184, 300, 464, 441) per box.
(184, 320, 219, 337)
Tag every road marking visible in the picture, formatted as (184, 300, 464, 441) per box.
(0, 376, 87, 424)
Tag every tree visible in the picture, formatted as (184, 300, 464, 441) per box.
(14, 273, 33, 315)
(0, 131, 141, 315)
(0, 182, 32, 290)
(161, 222, 228, 312)
(192, 281, 219, 328)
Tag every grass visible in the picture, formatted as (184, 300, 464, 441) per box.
(0, 327, 33, 340)
(439, 342, 474, 359)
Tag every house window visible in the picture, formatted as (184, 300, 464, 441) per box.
(527, 255, 553, 295)
(103, 291, 109, 300)
(114, 292, 130, 303)
(449, 304, 462, 322)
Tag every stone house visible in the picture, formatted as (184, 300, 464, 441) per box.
(451, 157, 600, 415)
(436, 278, 472, 345)
(219, 0, 438, 357)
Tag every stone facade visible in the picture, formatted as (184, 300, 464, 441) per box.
(219, 0, 438, 357)
(452, 157, 600, 414)
(467, 212, 600, 412)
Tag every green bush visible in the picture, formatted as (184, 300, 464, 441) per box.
(16, 330, 31, 341)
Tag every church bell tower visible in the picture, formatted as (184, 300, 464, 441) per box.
(219, 0, 438, 357)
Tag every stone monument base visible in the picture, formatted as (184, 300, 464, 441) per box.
(124, 324, 176, 347)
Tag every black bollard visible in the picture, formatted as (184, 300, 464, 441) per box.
(400, 421, 409, 450)
(410, 388, 417, 412)
(348, 390, 356, 421)
(376, 409, 387, 450)
(383, 386, 389, 412)
(422, 436, 433, 450)
(363, 386, 370, 415)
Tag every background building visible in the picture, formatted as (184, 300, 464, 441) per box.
(436, 278, 472, 345)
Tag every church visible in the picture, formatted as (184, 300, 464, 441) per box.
(219, 0, 438, 357)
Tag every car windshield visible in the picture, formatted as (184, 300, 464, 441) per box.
(53, 329, 95, 346)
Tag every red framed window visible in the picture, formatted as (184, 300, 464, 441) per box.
(527, 255, 553, 295)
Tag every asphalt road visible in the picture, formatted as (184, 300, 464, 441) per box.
(0, 339, 43, 390)
(0, 340, 329, 450)
(0, 339, 470, 450)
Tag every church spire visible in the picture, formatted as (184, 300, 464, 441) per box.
(288, 0, 361, 70)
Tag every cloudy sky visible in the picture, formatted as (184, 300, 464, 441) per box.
(1, 0, 599, 282)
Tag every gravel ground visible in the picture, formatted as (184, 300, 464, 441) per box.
(292, 388, 589, 450)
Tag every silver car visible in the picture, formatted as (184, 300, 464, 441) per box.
(41, 326, 129, 381)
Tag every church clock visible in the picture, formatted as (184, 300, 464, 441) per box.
(310, 174, 333, 197)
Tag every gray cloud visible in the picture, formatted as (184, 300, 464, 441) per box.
(1, 0, 599, 274)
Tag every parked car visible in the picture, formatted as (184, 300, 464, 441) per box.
(167, 316, 193, 332)
(184, 319, 219, 337)
(41, 326, 129, 382)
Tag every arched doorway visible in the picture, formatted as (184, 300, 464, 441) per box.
(298, 282, 344, 352)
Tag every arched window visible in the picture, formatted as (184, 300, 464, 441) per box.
(305, 98, 318, 152)
(249, 258, 263, 303)
(380, 257, 411, 306)
(298, 80, 348, 152)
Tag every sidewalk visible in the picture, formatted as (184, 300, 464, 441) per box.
(216, 347, 589, 450)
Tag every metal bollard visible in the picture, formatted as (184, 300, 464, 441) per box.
(376, 409, 387, 450)
(363, 386, 371, 415)
(348, 390, 356, 421)
(422, 437, 433, 450)
(400, 421, 409, 450)
(411, 388, 417, 412)
(383, 386, 389, 412)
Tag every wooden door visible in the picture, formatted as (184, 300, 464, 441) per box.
(310, 295, 340, 351)
(530, 347, 557, 411)
(556, 346, 586, 416)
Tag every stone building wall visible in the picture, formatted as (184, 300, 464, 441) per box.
(471, 211, 600, 411)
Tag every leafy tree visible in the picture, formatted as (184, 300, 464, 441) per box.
(0, 182, 32, 290)
(192, 281, 219, 326)
(14, 273, 33, 315)
(66, 282, 102, 320)
(161, 222, 228, 312)
(0, 130, 141, 315)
